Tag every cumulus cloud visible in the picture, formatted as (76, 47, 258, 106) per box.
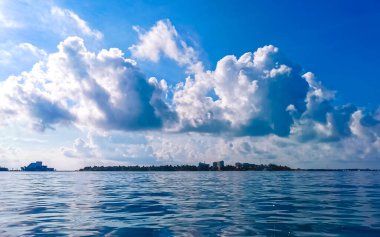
(0, 42, 47, 79)
(2, 19, 380, 144)
(349, 110, 380, 142)
(62, 137, 96, 158)
(1, 18, 380, 168)
(0, 36, 173, 132)
(130, 20, 362, 139)
(173, 45, 309, 136)
(129, 19, 201, 72)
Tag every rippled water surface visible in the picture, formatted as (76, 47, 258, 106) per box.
(0, 171, 380, 236)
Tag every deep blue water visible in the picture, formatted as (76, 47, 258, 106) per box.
(0, 171, 380, 236)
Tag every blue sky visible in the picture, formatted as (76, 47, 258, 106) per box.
(64, 0, 380, 108)
(0, 0, 379, 170)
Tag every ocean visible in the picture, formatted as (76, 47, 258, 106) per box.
(0, 171, 379, 236)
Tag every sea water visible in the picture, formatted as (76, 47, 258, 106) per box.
(0, 171, 379, 236)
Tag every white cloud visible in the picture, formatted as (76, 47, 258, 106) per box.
(0, 1, 103, 79)
(50, 6, 103, 40)
(127, 20, 379, 166)
(0, 42, 47, 79)
(62, 137, 96, 158)
(61, 131, 161, 165)
(129, 19, 199, 69)
(0, 18, 379, 168)
(144, 132, 380, 168)
(173, 45, 309, 136)
(0, 14, 22, 29)
(3, 136, 48, 144)
(1, 19, 379, 144)
(0, 36, 172, 132)
(0, 1, 102, 41)
(349, 110, 380, 142)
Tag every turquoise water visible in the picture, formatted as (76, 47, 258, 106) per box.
(0, 171, 379, 236)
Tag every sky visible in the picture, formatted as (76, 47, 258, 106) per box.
(0, 0, 379, 170)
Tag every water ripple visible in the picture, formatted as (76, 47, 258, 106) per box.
(0, 171, 380, 236)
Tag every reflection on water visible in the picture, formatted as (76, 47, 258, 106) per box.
(0, 171, 380, 236)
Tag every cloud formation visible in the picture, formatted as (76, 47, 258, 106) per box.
(128, 20, 380, 145)
(62, 137, 96, 158)
(0, 1, 102, 79)
(0, 13, 380, 169)
(173, 45, 309, 136)
(0, 1, 102, 41)
(50, 6, 103, 40)
(0, 42, 47, 79)
(1, 18, 380, 168)
(0, 37, 172, 131)
(129, 19, 198, 67)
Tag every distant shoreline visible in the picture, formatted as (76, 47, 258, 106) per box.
(77, 169, 380, 172)
(78, 163, 380, 172)
(2, 162, 379, 172)
(1, 169, 379, 172)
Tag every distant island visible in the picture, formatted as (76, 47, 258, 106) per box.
(79, 161, 379, 172)
(0, 161, 378, 172)
(80, 161, 293, 171)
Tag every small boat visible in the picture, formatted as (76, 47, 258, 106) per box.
(0, 167, 8, 171)
(21, 161, 55, 171)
